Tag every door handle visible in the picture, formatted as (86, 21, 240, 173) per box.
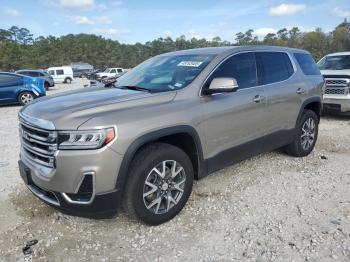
(296, 88, 306, 94)
(253, 95, 265, 103)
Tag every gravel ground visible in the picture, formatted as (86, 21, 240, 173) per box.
(0, 79, 349, 261)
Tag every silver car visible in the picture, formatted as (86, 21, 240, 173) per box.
(18, 46, 324, 224)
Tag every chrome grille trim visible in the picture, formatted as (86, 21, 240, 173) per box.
(19, 115, 57, 168)
(324, 78, 349, 96)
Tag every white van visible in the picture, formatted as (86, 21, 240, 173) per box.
(47, 66, 74, 84)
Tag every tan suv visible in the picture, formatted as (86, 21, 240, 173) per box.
(18, 46, 324, 224)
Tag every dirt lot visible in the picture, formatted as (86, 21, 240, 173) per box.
(0, 79, 349, 261)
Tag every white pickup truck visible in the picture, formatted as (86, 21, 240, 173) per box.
(96, 68, 125, 79)
(318, 52, 350, 113)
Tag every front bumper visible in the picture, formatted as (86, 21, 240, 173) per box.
(19, 160, 121, 218)
(323, 94, 350, 112)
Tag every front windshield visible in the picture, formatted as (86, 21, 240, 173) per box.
(104, 68, 111, 73)
(115, 54, 215, 92)
(318, 55, 350, 70)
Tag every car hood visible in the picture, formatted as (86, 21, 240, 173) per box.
(20, 87, 176, 130)
(320, 69, 350, 76)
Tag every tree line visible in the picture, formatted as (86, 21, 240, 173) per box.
(0, 19, 349, 71)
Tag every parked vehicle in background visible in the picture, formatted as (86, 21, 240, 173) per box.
(18, 46, 323, 225)
(85, 68, 105, 80)
(0, 72, 45, 105)
(318, 52, 350, 113)
(73, 68, 94, 78)
(89, 72, 127, 88)
(47, 66, 73, 84)
(70, 61, 94, 78)
(96, 68, 125, 79)
(16, 69, 54, 90)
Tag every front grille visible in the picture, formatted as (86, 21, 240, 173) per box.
(19, 121, 57, 168)
(325, 79, 348, 86)
(324, 78, 349, 95)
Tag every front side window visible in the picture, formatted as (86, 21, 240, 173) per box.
(204, 52, 257, 90)
(29, 72, 39, 77)
(317, 55, 350, 70)
(116, 54, 214, 92)
(56, 70, 64, 75)
(257, 52, 294, 85)
(110, 69, 117, 73)
(48, 70, 55, 75)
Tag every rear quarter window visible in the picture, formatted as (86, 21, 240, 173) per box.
(294, 53, 321, 75)
(0, 74, 21, 84)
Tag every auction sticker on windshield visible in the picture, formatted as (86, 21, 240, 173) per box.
(177, 61, 203, 67)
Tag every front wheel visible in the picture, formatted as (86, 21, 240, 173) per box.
(123, 143, 194, 225)
(64, 78, 72, 84)
(18, 92, 34, 105)
(285, 110, 319, 157)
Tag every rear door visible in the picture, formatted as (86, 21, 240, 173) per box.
(202, 52, 269, 161)
(256, 51, 300, 133)
(0, 74, 23, 103)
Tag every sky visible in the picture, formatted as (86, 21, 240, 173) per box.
(0, 0, 349, 43)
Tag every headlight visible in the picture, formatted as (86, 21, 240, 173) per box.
(58, 128, 115, 150)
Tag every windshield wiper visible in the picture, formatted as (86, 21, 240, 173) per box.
(117, 85, 151, 92)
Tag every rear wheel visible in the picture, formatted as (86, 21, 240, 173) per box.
(44, 81, 50, 90)
(123, 143, 194, 225)
(18, 92, 34, 105)
(285, 110, 319, 157)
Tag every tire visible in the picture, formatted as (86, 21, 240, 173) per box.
(44, 81, 50, 91)
(64, 78, 72, 84)
(285, 109, 319, 157)
(123, 143, 194, 225)
(18, 92, 34, 105)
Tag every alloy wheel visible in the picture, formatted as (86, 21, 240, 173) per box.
(20, 93, 33, 104)
(143, 160, 186, 215)
(300, 117, 316, 150)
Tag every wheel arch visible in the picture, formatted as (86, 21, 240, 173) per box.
(17, 90, 34, 101)
(296, 97, 322, 126)
(64, 77, 72, 83)
(115, 125, 206, 195)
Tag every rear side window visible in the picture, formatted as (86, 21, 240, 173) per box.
(0, 74, 21, 84)
(294, 53, 321, 75)
(117, 69, 123, 73)
(206, 52, 257, 89)
(257, 52, 294, 85)
(56, 70, 64, 75)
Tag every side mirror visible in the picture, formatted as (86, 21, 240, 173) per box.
(204, 77, 239, 95)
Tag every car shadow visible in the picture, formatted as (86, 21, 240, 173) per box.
(322, 111, 350, 121)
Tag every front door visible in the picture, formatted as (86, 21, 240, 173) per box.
(201, 52, 269, 168)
